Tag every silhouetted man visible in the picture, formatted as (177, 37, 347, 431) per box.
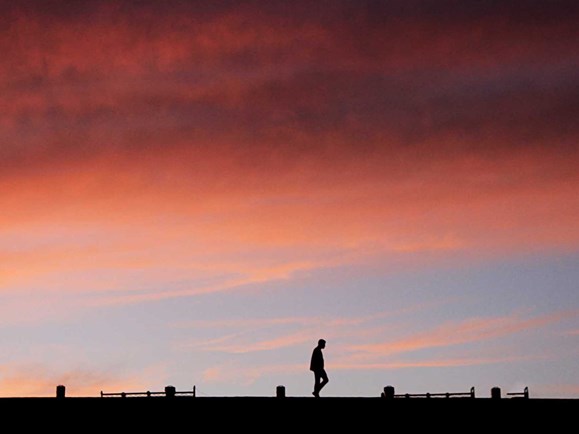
(310, 338, 328, 397)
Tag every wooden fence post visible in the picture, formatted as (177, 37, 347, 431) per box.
(165, 385, 176, 398)
(56, 385, 66, 399)
(382, 385, 395, 399)
(276, 385, 286, 398)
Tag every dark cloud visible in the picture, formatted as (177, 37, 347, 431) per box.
(1, 0, 577, 176)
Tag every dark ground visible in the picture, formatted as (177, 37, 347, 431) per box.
(1, 396, 577, 431)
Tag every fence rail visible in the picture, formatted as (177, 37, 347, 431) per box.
(101, 386, 196, 398)
(382, 386, 475, 399)
(506, 387, 529, 399)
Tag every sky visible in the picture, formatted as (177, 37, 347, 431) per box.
(1, 0, 578, 398)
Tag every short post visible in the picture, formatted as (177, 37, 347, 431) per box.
(383, 385, 395, 399)
(491, 387, 501, 400)
(276, 385, 286, 398)
(524, 387, 529, 399)
(165, 385, 176, 398)
(56, 385, 66, 399)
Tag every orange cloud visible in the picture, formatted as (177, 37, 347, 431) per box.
(0, 364, 162, 397)
(0, 2, 578, 311)
(1, 143, 578, 309)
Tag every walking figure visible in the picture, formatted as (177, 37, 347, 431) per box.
(310, 338, 329, 397)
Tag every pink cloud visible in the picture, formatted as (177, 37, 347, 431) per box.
(331, 354, 537, 371)
(200, 354, 537, 387)
(350, 311, 572, 356)
(192, 331, 314, 354)
(176, 302, 457, 355)
(171, 315, 374, 330)
(186, 309, 569, 386)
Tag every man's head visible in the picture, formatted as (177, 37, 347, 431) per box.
(318, 339, 326, 348)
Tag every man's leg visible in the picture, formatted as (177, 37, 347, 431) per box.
(318, 369, 329, 394)
(313, 372, 321, 397)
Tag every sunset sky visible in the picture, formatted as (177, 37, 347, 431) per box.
(1, 0, 578, 398)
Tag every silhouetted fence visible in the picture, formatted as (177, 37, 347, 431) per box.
(55, 383, 530, 399)
(382, 386, 475, 399)
(100, 385, 196, 398)
(507, 387, 529, 399)
(382, 386, 530, 399)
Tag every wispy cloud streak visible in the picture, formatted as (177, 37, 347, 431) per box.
(350, 312, 572, 357)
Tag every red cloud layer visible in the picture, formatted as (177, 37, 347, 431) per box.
(0, 1, 578, 304)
